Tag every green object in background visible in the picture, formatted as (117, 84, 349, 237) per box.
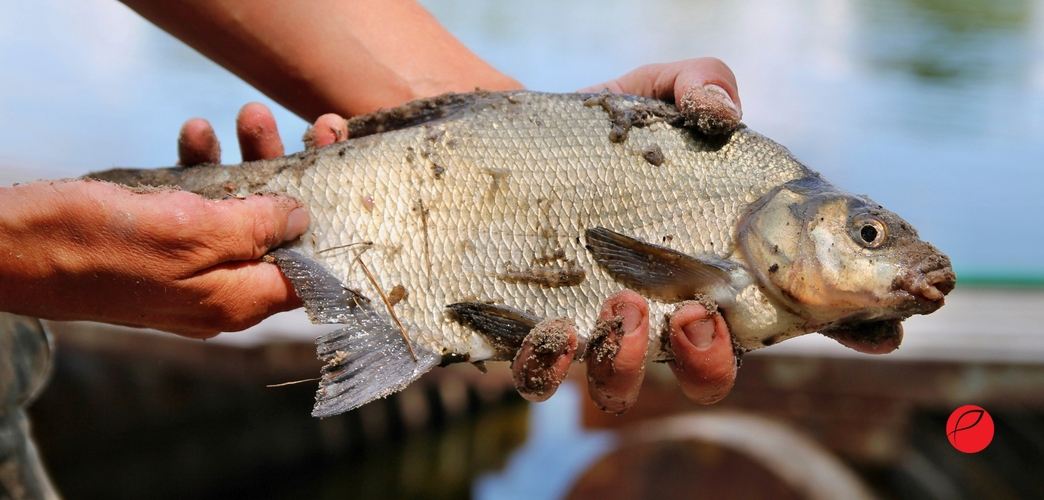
(957, 272, 1044, 289)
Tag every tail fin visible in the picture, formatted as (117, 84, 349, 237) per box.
(267, 249, 438, 417)
(314, 313, 439, 417)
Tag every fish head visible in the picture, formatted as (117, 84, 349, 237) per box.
(739, 175, 956, 332)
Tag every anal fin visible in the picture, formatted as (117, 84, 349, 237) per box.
(446, 302, 540, 360)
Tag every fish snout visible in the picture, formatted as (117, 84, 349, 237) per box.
(892, 257, 956, 310)
(918, 252, 956, 299)
(924, 266, 956, 297)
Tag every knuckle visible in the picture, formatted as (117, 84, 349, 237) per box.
(248, 209, 279, 257)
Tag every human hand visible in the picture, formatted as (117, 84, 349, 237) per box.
(579, 57, 742, 136)
(0, 180, 308, 338)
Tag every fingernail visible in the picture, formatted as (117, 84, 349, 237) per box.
(285, 207, 310, 240)
(702, 84, 739, 115)
(613, 303, 641, 336)
(683, 319, 715, 350)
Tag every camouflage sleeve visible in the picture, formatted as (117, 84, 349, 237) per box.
(0, 314, 58, 500)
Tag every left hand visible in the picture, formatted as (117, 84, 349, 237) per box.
(180, 58, 743, 412)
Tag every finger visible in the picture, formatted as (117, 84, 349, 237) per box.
(586, 290, 649, 414)
(303, 113, 348, 149)
(579, 58, 741, 135)
(177, 118, 221, 166)
(178, 260, 301, 334)
(511, 318, 578, 402)
(236, 102, 285, 161)
(204, 195, 310, 263)
(667, 301, 737, 404)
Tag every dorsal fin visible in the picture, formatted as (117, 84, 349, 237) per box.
(344, 91, 508, 138)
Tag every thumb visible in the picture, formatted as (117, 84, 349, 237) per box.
(209, 194, 310, 262)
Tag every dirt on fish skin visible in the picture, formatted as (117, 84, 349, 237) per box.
(582, 93, 683, 143)
(496, 260, 586, 288)
(387, 284, 408, 306)
(641, 144, 665, 166)
(344, 91, 502, 139)
(533, 248, 567, 265)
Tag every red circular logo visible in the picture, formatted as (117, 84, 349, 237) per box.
(946, 405, 994, 453)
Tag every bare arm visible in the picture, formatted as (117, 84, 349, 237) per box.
(120, 0, 522, 120)
(0, 180, 308, 338)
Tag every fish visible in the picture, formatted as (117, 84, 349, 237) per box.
(89, 91, 956, 416)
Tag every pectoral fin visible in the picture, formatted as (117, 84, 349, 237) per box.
(584, 227, 737, 302)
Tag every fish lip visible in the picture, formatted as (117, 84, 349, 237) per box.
(924, 267, 956, 296)
(891, 261, 955, 312)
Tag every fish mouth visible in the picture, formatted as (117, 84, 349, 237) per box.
(892, 259, 956, 312)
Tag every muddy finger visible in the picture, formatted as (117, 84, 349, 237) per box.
(303, 113, 348, 149)
(667, 300, 737, 405)
(177, 118, 221, 166)
(511, 318, 578, 402)
(586, 290, 649, 414)
(236, 102, 285, 161)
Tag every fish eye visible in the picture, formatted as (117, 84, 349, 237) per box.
(853, 218, 887, 248)
(861, 224, 878, 243)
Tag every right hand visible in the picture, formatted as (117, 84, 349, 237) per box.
(0, 108, 311, 338)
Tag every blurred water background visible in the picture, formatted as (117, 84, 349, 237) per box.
(3, 0, 1044, 498)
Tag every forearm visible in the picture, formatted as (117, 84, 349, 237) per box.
(0, 184, 76, 317)
(121, 0, 522, 120)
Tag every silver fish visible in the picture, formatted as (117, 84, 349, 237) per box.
(91, 91, 956, 416)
